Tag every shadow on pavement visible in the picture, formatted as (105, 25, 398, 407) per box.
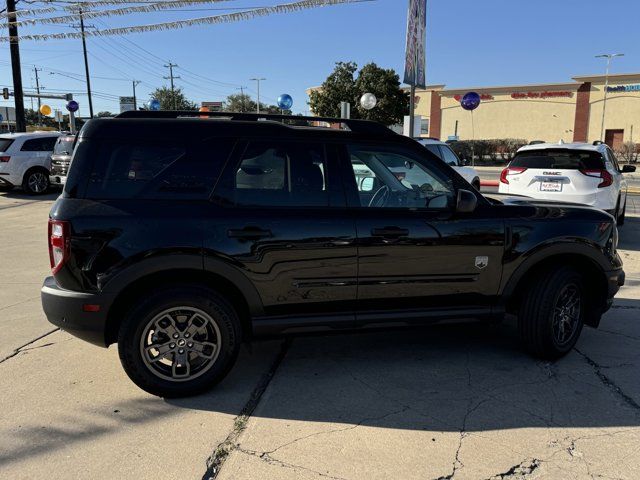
(0, 189, 60, 202)
(171, 303, 640, 433)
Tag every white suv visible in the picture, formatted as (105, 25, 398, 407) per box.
(498, 142, 636, 224)
(416, 138, 481, 190)
(0, 132, 61, 194)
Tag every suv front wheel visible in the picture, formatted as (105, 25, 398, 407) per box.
(518, 267, 584, 359)
(118, 285, 241, 398)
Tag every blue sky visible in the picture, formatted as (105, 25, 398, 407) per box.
(1, 0, 639, 117)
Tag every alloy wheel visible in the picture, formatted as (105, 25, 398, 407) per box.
(139, 307, 222, 382)
(552, 284, 581, 346)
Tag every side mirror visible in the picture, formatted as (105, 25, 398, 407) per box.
(456, 189, 477, 213)
(621, 165, 636, 173)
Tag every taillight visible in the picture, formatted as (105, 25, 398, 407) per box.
(48, 220, 70, 275)
(500, 166, 527, 184)
(580, 169, 613, 188)
(0, 155, 10, 162)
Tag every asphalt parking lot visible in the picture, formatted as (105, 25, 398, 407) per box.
(1, 190, 639, 480)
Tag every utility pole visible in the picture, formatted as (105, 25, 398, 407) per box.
(237, 86, 247, 112)
(7, 0, 26, 131)
(79, 8, 94, 118)
(250, 78, 265, 114)
(132, 80, 141, 110)
(596, 53, 624, 142)
(163, 62, 180, 110)
(34, 67, 42, 124)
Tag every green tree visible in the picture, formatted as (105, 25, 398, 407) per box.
(309, 61, 409, 126)
(223, 93, 291, 115)
(96, 111, 114, 117)
(151, 87, 197, 111)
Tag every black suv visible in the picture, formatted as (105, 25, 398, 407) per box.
(41, 112, 625, 397)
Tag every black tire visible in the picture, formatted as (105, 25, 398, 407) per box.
(118, 285, 241, 398)
(518, 267, 584, 359)
(618, 200, 626, 226)
(22, 167, 50, 195)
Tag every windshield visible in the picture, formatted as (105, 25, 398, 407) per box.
(0, 138, 14, 152)
(510, 149, 604, 169)
(53, 137, 75, 155)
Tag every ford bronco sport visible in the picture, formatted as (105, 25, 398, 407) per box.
(41, 111, 625, 397)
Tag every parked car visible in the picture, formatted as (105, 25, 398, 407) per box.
(499, 142, 636, 224)
(42, 112, 624, 397)
(416, 138, 481, 190)
(0, 131, 61, 194)
(49, 134, 76, 187)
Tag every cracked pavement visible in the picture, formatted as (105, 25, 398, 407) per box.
(1, 192, 640, 480)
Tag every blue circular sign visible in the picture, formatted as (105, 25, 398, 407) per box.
(147, 98, 161, 111)
(461, 92, 481, 111)
(66, 100, 79, 113)
(277, 94, 293, 110)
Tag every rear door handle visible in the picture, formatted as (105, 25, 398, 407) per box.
(371, 227, 409, 238)
(227, 227, 272, 240)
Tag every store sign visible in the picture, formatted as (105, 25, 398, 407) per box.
(607, 84, 640, 93)
(511, 91, 573, 99)
(119, 96, 135, 113)
(454, 94, 494, 101)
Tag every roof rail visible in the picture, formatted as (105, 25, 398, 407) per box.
(114, 110, 395, 136)
(593, 140, 605, 146)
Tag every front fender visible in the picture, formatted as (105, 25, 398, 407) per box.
(499, 240, 614, 304)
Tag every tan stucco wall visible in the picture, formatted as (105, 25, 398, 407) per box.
(439, 90, 576, 142)
(586, 80, 640, 144)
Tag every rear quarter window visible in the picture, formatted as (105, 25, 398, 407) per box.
(79, 138, 235, 200)
(0, 138, 14, 152)
(510, 149, 604, 169)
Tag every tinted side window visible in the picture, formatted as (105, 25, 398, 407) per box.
(84, 138, 234, 200)
(424, 144, 442, 159)
(347, 144, 455, 209)
(21, 137, 57, 152)
(215, 141, 328, 207)
(440, 146, 460, 166)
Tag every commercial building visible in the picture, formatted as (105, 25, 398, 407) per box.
(413, 72, 640, 149)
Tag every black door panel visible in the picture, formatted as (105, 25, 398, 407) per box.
(356, 209, 504, 311)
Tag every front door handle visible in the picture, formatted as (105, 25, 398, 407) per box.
(227, 227, 272, 240)
(371, 227, 409, 238)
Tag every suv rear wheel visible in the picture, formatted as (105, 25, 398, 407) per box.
(118, 285, 241, 397)
(518, 267, 584, 359)
(22, 167, 49, 195)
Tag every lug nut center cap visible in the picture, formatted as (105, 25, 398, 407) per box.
(177, 339, 187, 347)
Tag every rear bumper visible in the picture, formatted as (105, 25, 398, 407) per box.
(0, 173, 15, 187)
(41, 276, 115, 347)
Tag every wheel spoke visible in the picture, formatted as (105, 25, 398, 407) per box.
(185, 313, 206, 337)
(190, 341, 217, 359)
(172, 351, 191, 378)
(145, 342, 173, 363)
(154, 314, 179, 338)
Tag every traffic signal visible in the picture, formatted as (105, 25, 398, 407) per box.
(2, 88, 9, 100)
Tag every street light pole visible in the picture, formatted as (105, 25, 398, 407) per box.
(596, 53, 624, 142)
(250, 78, 266, 114)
